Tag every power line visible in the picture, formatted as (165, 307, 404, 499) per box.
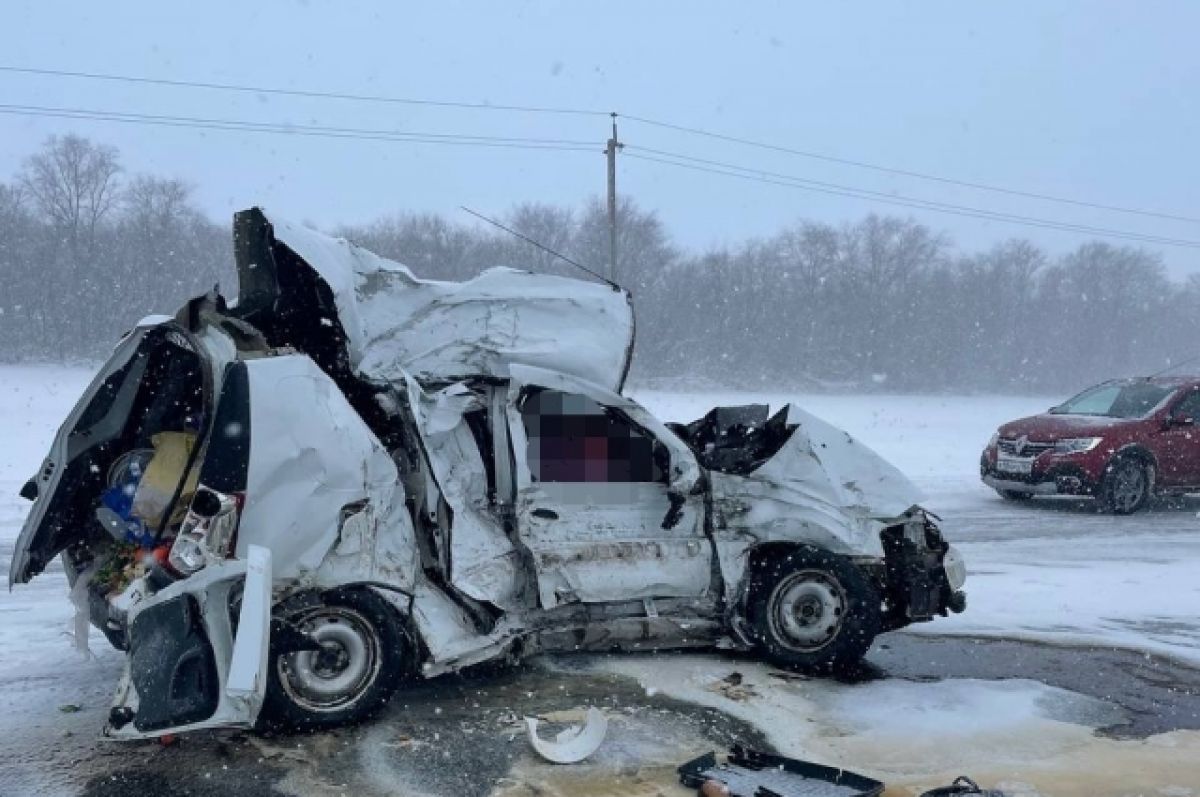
(0, 104, 601, 152)
(4, 63, 1193, 226)
(626, 144, 1200, 245)
(624, 149, 1200, 249)
(0, 64, 608, 118)
(622, 114, 1200, 226)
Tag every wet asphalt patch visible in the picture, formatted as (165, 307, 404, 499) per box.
(866, 633, 1200, 739)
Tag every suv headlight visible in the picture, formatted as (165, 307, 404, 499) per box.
(168, 487, 242, 575)
(1054, 437, 1102, 454)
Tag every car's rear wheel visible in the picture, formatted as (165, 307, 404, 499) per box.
(1100, 456, 1151, 515)
(744, 546, 881, 674)
(260, 588, 411, 731)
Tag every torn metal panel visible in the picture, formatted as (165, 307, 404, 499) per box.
(403, 377, 524, 610)
(687, 403, 923, 602)
(239, 355, 418, 591)
(235, 208, 635, 392)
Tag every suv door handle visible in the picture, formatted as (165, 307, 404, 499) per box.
(532, 508, 559, 520)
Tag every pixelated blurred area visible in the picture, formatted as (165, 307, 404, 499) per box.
(520, 389, 663, 483)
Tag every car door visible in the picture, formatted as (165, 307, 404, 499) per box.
(1156, 387, 1200, 488)
(505, 367, 710, 609)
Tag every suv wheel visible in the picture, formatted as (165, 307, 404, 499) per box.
(744, 546, 881, 674)
(998, 489, 1033, 501)
(1100, 456, 1151, 515)
(260, 588, 411, 731)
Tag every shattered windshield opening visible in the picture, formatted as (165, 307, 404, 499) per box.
(1050, 382, 1175, 419)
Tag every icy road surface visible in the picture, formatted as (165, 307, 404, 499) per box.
(1, 366, 1198, 796)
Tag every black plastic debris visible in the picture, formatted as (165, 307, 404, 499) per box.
(919, 776, 1009, 797)
(678, 746, 885, 797)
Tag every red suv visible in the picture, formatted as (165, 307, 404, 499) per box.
(980, 377, 1200, 514)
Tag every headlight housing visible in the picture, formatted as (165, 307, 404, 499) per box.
(168, 487, 241, 575)
(1053, 437, 1102, 454)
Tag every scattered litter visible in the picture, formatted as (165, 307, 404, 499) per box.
(524, 706, 608, 764)
(678, 746, 884, 797)
(707, 672, 760, 701)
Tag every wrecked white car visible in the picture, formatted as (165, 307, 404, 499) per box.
(9, 208, 966, 738)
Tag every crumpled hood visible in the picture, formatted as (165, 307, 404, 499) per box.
(753, 404, 922, 520)
(233, 208, 635, 392)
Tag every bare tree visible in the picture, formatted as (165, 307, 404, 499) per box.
(21, 134, 121, 249)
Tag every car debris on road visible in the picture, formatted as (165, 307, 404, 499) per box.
(678, 746, 885, 797)
(9, 207, 966, 739)
(524, 706, 608, 763)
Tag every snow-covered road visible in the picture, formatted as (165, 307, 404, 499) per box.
(2, 366, 1198, 796)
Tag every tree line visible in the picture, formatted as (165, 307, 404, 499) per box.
(1, 134, 1195, 394)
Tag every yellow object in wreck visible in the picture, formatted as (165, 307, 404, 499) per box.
(131, 431, 200, 528)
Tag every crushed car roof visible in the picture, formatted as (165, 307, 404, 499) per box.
(235, 208, 636, 392)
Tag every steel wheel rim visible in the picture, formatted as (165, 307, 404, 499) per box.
(277, 606, 382, 713)
(1111, 463, 1146, 512)
(768, 569, 847, 652)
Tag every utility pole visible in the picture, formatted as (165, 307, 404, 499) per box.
(604, 113, 623, 283)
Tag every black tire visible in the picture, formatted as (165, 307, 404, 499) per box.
(744, 546, 881, 674)
(260, 588, 411, 732)
(1099, 456, 1152, 515)
(998, 489, 1034, 501)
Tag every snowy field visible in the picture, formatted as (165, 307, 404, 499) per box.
(2, 366, 1199, 795)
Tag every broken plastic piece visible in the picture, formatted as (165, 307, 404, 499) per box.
(919, 776, 1009, 797)
(524, 707, 607, 764)
(678, 746, 884, 797)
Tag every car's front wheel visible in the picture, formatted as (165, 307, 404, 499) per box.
(1099, 456, 1152, 515)
(997, 489, 1034, 501)
(260, 588, 412, 731)
(744, 546, 881, 674)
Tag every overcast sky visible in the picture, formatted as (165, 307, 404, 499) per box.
(2, 2, 1197, 276)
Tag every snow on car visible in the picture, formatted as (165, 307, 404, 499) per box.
(8, 208, 966, 739)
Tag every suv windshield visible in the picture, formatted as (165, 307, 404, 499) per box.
(1051, 383, 1176, 419)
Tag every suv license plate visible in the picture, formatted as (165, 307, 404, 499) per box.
(996, 456, 1033, 475)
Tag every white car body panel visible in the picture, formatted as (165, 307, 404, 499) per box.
(239, 355, 419, 592)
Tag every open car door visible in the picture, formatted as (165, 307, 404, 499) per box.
(10, 320, 213, 586)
